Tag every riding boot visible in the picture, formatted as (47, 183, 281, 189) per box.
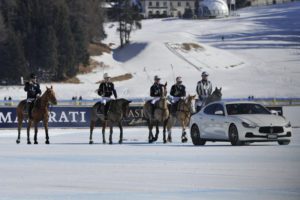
(171, 103, 177, 115)
(97, 104, 103, 114)
(151, 104, 155, 119)
(28, 102, 34, 119)
(104, 104, 109, 120)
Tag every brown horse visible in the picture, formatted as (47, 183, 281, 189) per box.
(89, 98, 131, 144)
(167, 95, 196, 143)
(143, 85, 170, 143)
(16, 86, 57, 144)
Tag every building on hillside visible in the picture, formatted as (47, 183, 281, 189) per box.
(197, 0, 229, 18)
(249, 0, 295, 6)
(140, 0, 196, 18)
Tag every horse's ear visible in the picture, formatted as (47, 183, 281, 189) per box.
(215, 87, 217, 90)
(220, 87, 222, 91)
(164, 82, 167, 87)
(46, 86, 49, 90)
(51, 85, 53, 89)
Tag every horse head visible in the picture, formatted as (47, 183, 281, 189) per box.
(212, 87, 222, 100)
(45, 86, 57, 105)
(120, 99, 132, 117)
(162, 82, 168, 98)
(186, 95, 196, 113)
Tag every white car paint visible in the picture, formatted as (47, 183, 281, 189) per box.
(190, 101, 292, 145)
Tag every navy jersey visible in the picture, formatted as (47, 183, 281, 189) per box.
(170, 84, 186, 97)
(150, 83, 164, 97)
(24, 82, 41, 99)
(98, 82, 117, 98)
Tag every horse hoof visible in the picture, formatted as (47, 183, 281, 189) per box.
(45, 141, 50, 145)
(89, 141, 94, 144)
(34, 141, 38, 145)
(103, 141, 106, 144)
(16, 140, 20, 144)
(27, 141, 31, 145)
(163, 140, 167, 144)
(119, 140, 122, 144)
(167, 137, 172, 143)
(109, 141, 113, 145)
(182, 138, 188, 143)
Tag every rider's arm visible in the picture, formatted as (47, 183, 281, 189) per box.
(196, 82, 201, 96)
(208, 82, 213, 95)
(112, 83, 117, 99)
(150, 85, 154, 97)
(36, 84, 42, 95)
(98, 83, 103, 96)
(170, 85, 175, 96)
(182, 85, 186, 97)
(24, 82, 30, 92)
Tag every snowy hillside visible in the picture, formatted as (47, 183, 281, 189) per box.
(1, 2, 300, 100)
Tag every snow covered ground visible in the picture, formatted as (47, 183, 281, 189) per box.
(0, 127, 299, 200)
(1, 2, 300, 100)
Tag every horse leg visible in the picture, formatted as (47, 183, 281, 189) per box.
(148, 120, 154, 143)
(109, 125, 113, 144)
(89, 120, 95, 144)
(44, 119, 50, 144)
(181, 120, 188, 143)
(27, 120, 32, 144)
(167, 117, 175, 143)
(118, 122, 123, 144)
(34, 122, 38, 144)
(163, 119, 167, 144)
(102, 121, 107, 144)
(16, 115, 22, 144)
(154, 122, 159, 141)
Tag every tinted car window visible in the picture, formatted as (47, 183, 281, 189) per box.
(204, 104, 216, 115)
(214, 104, 225, 115)
(226, 103, 271, 115)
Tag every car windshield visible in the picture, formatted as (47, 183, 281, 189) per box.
(226, 103, 271, 115)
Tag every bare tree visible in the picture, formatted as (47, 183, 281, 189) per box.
(117, 0, 142, 47)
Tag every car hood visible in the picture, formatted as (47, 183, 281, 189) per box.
(233, 114, 287, 126)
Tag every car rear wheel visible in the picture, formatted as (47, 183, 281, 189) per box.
(191, 125, 206, 146)
(278, 140, 290, 145)
(229, 124, 244, 146)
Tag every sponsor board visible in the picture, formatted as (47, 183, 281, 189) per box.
(0, 106, 286, 128)
(0, 106, 147, 128)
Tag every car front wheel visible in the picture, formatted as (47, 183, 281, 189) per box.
(229, 124, 244, 146)
(278, 140, 290, 145)
(190, 125, 206, 146)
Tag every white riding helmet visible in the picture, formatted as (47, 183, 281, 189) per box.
(103, 73, 110, 79)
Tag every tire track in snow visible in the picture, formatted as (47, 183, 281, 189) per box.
(164, 42, 207, 71)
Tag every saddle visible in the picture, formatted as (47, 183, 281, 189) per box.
(170, 102, 179, 116)
(23, 98, 41, 119)
(97, 101, 112, 114)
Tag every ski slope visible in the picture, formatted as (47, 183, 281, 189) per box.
(0, 127, 299, 200)
(0, 2, 300, 100)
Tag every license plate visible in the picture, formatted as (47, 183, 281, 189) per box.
(268, 134, 278, 139)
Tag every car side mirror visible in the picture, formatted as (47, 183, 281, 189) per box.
(215, 110, 224, 116)
(270, 110, 279, 115)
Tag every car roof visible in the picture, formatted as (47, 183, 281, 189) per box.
(206, 101, 262, 106)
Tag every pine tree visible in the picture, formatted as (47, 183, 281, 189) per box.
(116, 0, 142, 47)
(0, 29, 28, 83)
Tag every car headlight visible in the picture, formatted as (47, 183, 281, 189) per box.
(285, 122, 292, 128)
(242, 121, 257, 128)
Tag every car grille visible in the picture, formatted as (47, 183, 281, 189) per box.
(259, 126, 284, 134)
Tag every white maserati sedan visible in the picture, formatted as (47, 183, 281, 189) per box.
(190, 101, 292, 146)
